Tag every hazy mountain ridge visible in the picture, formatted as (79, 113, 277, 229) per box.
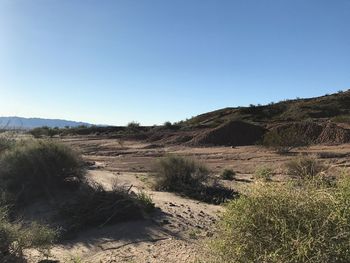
(0, 116, 92, 129)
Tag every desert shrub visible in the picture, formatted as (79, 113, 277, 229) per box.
(30, 127, 60, 138)
(0, 138, 154, 241)
(163, 121, 180, 130)
(30, 127, 48, 138)
(127, 121, 140, 128)
(135, 191, 155, 213)
(194, 184, 238, 205)
(286, 156, 327, 180)
(263, 127, 310, 153)
(29, 127, 46, 138)
(154, 155, 209, 192)
(0, 207, 56, 261)
(0, 137, 15, 154)
(164, 121, 173, 129)
(124, 121, 142, 135)
(127, 121, 140, 131)
(0, 140, 84, 205)
(60, 183, 154, 232)
(220, 169, 236, 180)
(254, 166, 273, 181)
(211, 177, 350, 263)
(153, 156, 237, 204)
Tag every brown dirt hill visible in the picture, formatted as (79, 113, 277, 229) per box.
(147, 121, 350, 147)
(271, 121, 350, 144)
(188, 121, 266, 147)
(183, 89, 350, 129)
(318, 123, 350, 144)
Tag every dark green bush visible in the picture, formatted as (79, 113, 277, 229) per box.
(263, 127, 310, 153)
(127, 121, 140, 131)
(220, 169, 236, 180)
(210, 176, 350, 263)
(164, 121, 173, 128)
(154, 156, 237, 204)
(194, 183, 238, 205)
(163, 121, 180, 130)
(154, 155, 209, 192)
(0, 139, 154, 236)
(29, 127, 61, 138)
(0, 140, 84, 205)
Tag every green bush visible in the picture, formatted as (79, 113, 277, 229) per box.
(263, 127, 310, 153)
(220, 169, 236, 181)
(0, 207, 56, 261)
(0, 140, 84, 205)
(163, 121, 180, 130)
(154, 155, 209, 192)
(29, 127, 47, 138)
(286, 156, 327, 180)
(135, 191, 155, 213)
(254, 166, 273, 181)
(210, 176, 350, 263)
(0, 138, 154, 237)
(153, 156, 237, 204)
(29, 126, 59, 138)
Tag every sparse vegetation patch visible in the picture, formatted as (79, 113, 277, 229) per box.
(0, 140, 84, 206)
(154, 155, 209, 192)
(211, 174, 350, 263)
(0, 207, 56, 262)
(262, 126, 310, 153)
(220, 169, 235, 181)
(254, 166, 273, 181)
(153, 156, 237, 204)
(0, 137, 155, 260)
(286, 155, 327, 180)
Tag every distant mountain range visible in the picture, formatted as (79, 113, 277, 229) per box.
(0, 116, 93, 129)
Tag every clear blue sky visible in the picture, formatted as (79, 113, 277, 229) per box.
(0, 0, 349, 125)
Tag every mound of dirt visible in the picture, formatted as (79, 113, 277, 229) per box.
(189, 121, 266, 146)
(318, 122, 350, 144)
(272, 121, 350, 144)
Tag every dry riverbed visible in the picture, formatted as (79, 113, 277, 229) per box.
(28, 137, 350, 262)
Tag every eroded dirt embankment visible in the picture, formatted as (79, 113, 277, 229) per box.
(146, 120, 350, 147)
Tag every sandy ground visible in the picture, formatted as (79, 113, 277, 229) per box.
(29, 169, 221, 263)
(28, 137, 350, 262)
